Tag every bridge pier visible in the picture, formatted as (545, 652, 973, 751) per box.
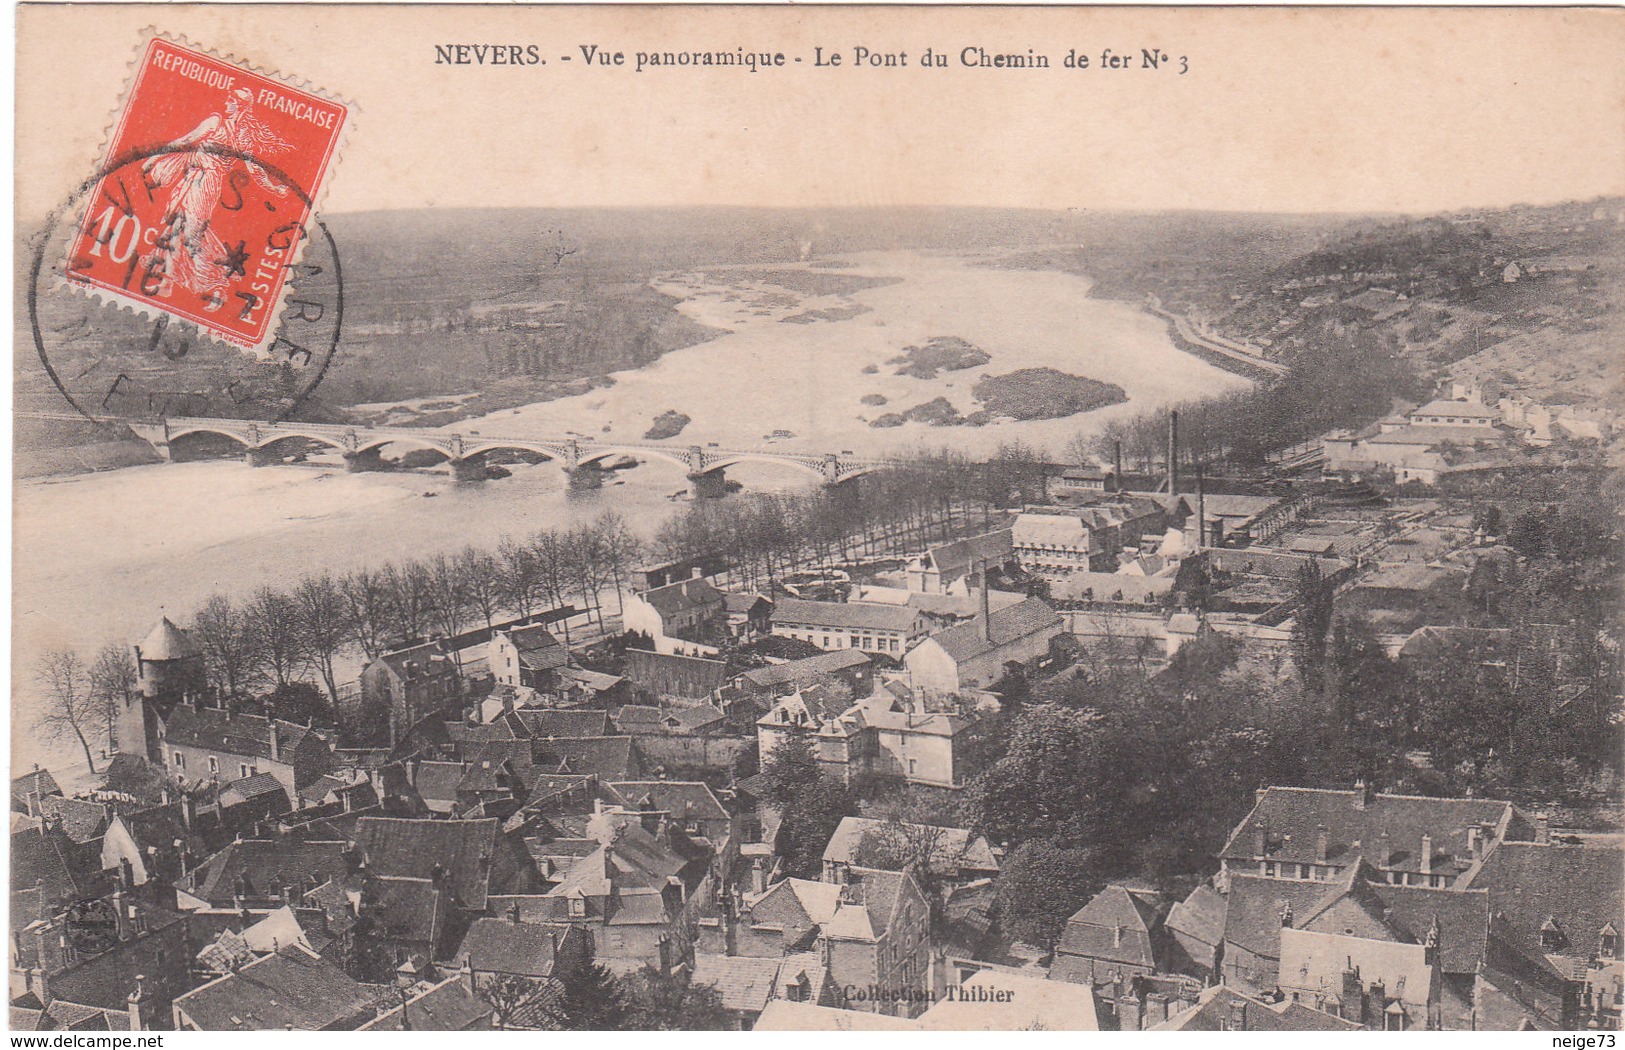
(688, 469, 728, 500)
(243, 446, 280, 467)
(450, 457, 487, 483)
(565, 463, 605, 490)
(343, 448, 387, 473)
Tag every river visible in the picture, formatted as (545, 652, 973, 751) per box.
(13, 248, 1246, 784)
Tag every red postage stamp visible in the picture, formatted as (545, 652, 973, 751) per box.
(65, 37, 350, 352)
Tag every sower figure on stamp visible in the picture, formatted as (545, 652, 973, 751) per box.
(141, 86, 290, 311)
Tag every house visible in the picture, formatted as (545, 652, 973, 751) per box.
(691, 953, 796, 1029)
(488, 625, 567, 691)
(360, 641, 461, 748)
(769, 599, 924, 656)
(171, 945, 377, 1030)
(610, 703, 725, 736)
(533, 736, 642, 780)
(493, 806, 716, 973)
(820, 816, 998, 888)
(173, 838, 351, 910)
(724, 592, 773, 639)
(1276, 927, 1437, 1029)
(158, 703, 333, 801)
(1217, 784, 1527, 886)
(737, 650, 874, 699)
(358, 973, 494, 1031)
(621, 577, 726, 654)
(99, 801, 208, 888)
(757, 689, 985, 790)
(451, 917, 592, 1029)
(350, 817, 542, 911)
(902, 529, 1015, 595)
(11, 888, 192, 1030)
(1011, 510, 1111, 575)
(923, 968, 1101, 1030)
(513, 708, 613, 738)
(602, 780, 735, 847)
(217, 772, 291, 821)
(903, 596, 1064, 694)
(1462, 840, 1623, 1030)
(1164, 883, 1227, 980)
(1048, 884, 1168, 987)
(120, 617, 210, 764)
(1151, 984, 1360, 1032)
(36, 796, 112, 846)
(734, 867, 932, 1017)
(13, 768, 62, 817)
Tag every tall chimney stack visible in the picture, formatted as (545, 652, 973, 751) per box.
(1168, 411, 1180, 495)
(1196, 467, 1207, 550)
(978, 559, 992, 642)
(1113, 440, 1124, 492)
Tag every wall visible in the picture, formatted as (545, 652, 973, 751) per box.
(631, 735, 752, 774)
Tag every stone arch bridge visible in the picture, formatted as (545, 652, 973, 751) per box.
(127, 416, 894, 497)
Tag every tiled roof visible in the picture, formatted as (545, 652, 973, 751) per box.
(173, 946, 375, 1031)
(37, 796, 110, 844)
(724, 591, 771, 614)
(376, 641, 457, 681)
(1466, 842, 1624, 978)
(359, 975, 494, 1031)
(220, 773, 287, 804)
(917, 597, 1062, 664)
(161, 706, 312, 764)
(456, 917, 573, 977)
(1221, 874, 1340, 960)
(13, 769, 62, 806)
(1055, 884, 1166, 970)
(1166, 884, 1227, 949)
(513, 709, 612, 738)
(1398, 626, 1512, 663)
(691, 954, 785, 1014)
(185, 839, 350, 905)
(352, 818, 500, 909)
(770, 599, 920, 633)
(822, 817, 997, 874)
(1153, 985, 1359, 1032)
(1218, 786, 1517, 873)
(604, 781, 730, 823)
(1412, 399, 1500, 419)
(534, 737, 638, 780)
(500, 626, 567, 671)
(1280, 927, 1432, 1004)
(926, 529, 1015, 576)
(641, 577, 723, 618)
(741, 650, 871, 690)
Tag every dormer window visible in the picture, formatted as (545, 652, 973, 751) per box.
(1601, 923, 1619, 959)
(569, 896, 586, 918)
(1541, 917, 1567, 952)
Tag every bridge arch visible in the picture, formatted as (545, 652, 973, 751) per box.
(703, 452, 831, 482)
(166, 424, 256, 448)
(459, 441, 568, 463)
(352, 435, 456, 457)
(252, 431, 350, 454)
(576, 445, 696, 475)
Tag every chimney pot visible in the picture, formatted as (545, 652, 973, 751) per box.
(1534, 812, 1551, 845)
(1420, 834, 1433, 875)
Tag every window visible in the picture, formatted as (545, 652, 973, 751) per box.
(173, 751, 185, 770)
(908, 759, 917, 775)
(239, 764, 252, 779)
(569, 896, 586, 918)
(1601, 927, 1619, 959)
(208, 756, 219, 774)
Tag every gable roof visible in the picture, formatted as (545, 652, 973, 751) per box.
(1056, 884, 1166, 970)
(534, 737, 639, 780)
(182, 839, 350, 906)
(925, 529, 1015, 577)
(640, 577, 723, 618)
(456, 918, 575, 977)
(359, 974, 494, 1031)
(821, 816, 998, 874)
(1166, 884, 1228, 950)
(37, 796, 110, 844)
(1152, 985, 1359, 1032)
(497, 626, 567, 671)
(352, 818, 501, 908)
(741, 650, 872, 690)
(13, 769, 62, 808)
(161, 706, 315, 764)
(513, 709, 612, 738)
(1219, 786, 1518, 874)
(173, 946, 375, 1031)
(1466, 842, 1624, 978)
(603, 781, 730, 824)
(691, 953, 784, 1015)
(914, 597, 1063, 665)
(1280, 927, 1433, 1005)
(770, 599, 921, 633)
(220, 773, 287, 805)
(374, 641, 457, 682)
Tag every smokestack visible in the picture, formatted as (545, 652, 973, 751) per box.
(1113, 440, 1124, 492)
(1168, 411, 1180, 495)
(1196, 467, 1206, 550)
(978, 559, 992, 642)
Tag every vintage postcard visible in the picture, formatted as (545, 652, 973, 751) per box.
(11, 4, 1624, 1034)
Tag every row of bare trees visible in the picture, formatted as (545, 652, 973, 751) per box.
(34, 512, 643, 766)
(651, 449, 1048, 591)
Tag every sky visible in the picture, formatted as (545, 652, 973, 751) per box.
(15, 5, 1625, 219)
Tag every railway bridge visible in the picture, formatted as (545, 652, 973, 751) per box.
(125, 416, 894, 497)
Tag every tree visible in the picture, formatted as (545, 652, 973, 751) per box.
(87, 642, 138, 756)
(244, 586, 303, 690)
(1290, 560, 1333, 688)
(759, 733, 823, 806)
(193, 593, 256, 702)
(777, 773, 859, 879)
(36, 649, 98, 773)
(339, 569, 392, 659)
(478, 973, 564, 1030)
(994, 839, 1108, 951)
(555, 963, 628, 1030)
(263, 681, 330, 727)
(293, 573, 352, 709)
(457, 546, 504, 630)
(619, 967, 733, 1031)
